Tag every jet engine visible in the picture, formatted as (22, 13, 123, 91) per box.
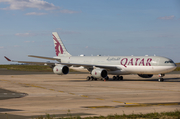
(91, 68, 107, 78)
(138, 74, 153, 78)
(53, 65, 69, 75)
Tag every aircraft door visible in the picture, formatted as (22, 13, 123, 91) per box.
(155, 58, 160, 66)
(91, 59, 94, 64)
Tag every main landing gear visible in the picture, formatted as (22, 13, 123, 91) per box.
(86, 76, 97, 81)
(86, 75, 123, 81)
(158, 74, 165, 82)
(113, 75, 123, 81)
(86, 76, 109, 81)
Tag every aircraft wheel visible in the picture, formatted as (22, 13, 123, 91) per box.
(113, 76, 116, 80)
(91, 76, 94, 81)
(105, 76, 109, 80)
(86, 76, 91, 81)
(158, 78, 164, 82)
(120, 76, 123, 80)
(113, 76, 122, 80)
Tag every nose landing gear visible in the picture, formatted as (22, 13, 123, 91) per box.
(158, 74, 165, 82)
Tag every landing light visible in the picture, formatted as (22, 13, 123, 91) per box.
(80, 54, 85, 56)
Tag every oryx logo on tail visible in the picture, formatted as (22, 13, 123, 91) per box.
(53, 34, 64, 56)
(52, 32, 71, 57)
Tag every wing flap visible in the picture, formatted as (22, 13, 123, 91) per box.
(17, 61, 55, 65)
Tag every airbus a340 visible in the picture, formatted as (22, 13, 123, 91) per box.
(5, 32, 177, 82)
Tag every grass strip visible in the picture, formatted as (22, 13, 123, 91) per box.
(0, 65, 76, 72)
(0, 65, 52, 72)
(33, 110, 180, 119)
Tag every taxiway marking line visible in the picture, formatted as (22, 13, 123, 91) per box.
(96, 98, 105, 100)
(112, 101, 124, 104)
(84, 102, 180, 109)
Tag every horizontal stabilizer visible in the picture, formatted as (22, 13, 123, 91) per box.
(4, 56, 11, 61)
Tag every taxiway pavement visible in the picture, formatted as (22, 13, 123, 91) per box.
(0, 71, 180, 119)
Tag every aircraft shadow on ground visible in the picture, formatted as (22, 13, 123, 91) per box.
(65, 77, 180, 82)
(163, 78, 180, 82)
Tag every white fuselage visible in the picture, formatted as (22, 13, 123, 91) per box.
(55, 56, 177, 75)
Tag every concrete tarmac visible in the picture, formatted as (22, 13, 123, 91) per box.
(0, 70, 180, 119)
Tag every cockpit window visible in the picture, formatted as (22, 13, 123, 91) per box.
(165, 61, 174, 63)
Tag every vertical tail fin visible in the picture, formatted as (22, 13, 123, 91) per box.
(52, 32, 71, 57)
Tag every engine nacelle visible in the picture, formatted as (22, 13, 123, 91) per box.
(53, 65, 69, 75)
(91, 68, 107, 78)
(138, 74, 153, 78)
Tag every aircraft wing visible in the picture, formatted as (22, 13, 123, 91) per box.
(27, 55, 120, 71)
(4, 56, 55, 65)
(28, 55, 60, 61)
(4, 56, 121, 71)
(59, 62, 121, 71)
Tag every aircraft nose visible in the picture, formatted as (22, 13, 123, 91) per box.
(172, 60, 177, 67)
(174, 63, 177, 68)
(171, 62, 177, 71)
(163, 58, 177, 72)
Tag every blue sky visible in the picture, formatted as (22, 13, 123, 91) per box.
(0, 0, 180, 64)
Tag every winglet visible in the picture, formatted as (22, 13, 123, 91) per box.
(4, 56, 11, 61)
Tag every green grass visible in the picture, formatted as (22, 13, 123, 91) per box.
(175, 63, 180, 71)
(0, 65, 78, 72)
(34, 110, 180, 119)
(0, 65, 52, 72)
(175, 67, 180, 71)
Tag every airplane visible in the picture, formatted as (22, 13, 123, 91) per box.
(5, 32, 177, 82)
